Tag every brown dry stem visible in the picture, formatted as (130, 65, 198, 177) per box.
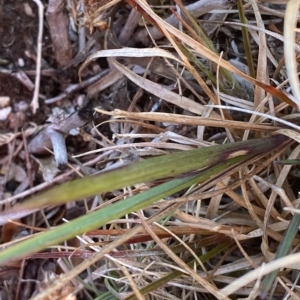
(46, 0, 72, 68)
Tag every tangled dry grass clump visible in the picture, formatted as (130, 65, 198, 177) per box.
(1, 0, 300, 299)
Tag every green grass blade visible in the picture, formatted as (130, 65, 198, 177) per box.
(261, 206, 300, 296)
(93, 292, 118, 300)
(0, 156, 245, 264)
(276, 159, 300, 165)
(6, 135, 288, 213)
(173, 0, 244, 94)
(237, 0, 255, 78)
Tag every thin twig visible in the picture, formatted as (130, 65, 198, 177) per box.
(21, 129, 33, 188)
(118, 8, 141, 44)
(0, 68, 35, 91)
(45, 70, 109, 104)
(30, 0, 44, 113)
(46, 0, 73, 67)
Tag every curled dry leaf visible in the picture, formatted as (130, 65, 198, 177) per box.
(28, 108, 93, 170)
(40, 272, 76, 300)
(32, 156, 60, 182)
(273, 129, 300, 144)
(0, 124, 42, 147)
(0, 163, 29, 195)
(0, 163, 27, 183)
(0, 132, 15, 147)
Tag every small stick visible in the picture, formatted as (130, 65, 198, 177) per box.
(30, 0, 44, 113)
(22, 129, 33, 188)
(46, 0, 73, 68)
(0, 68, 35, 91)
(45, 70, 109, 104)
(118, 8, 141, 44)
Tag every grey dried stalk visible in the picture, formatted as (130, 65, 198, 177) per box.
(28, 109, 93, 170)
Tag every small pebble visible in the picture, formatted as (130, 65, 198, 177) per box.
(14, 100, 29, 112)
(0, 107, 12, 121)
(18, 58, 25, 67)
(23, 2, 34, 16)
(0, 96, 10, 108)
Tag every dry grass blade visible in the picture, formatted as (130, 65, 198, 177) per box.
(79, 48, 186, 68)
(109, 59, 210, 115)
(284, 0, 300, 109)
(0, 137, 288, 299)
(274, 129, 300, 144)
(221, 252, 300, 297)
(249, 0, 268, 109)
(131, 0, 297, 107)
(136, 212, 231, 300)
(4, 0, 300, 298)
(206, 104, 300, 131)
(29, 201, 195, 300)
(237, 0, 255, 78)
(80, 50, 212, 114)
(261, 205, 300, 296)
(95, 108, 282, 132)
